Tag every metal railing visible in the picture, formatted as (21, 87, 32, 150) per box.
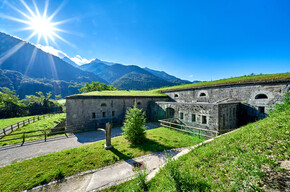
(159, 118, 219, 138)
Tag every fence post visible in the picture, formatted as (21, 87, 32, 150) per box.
(3, 129, 6, 136)
(33, 117, 35, 122)
(17, 122, 19, 129)
(199, 129, 201, 138)
(44, 130, 47, 142)
(11, 125, 13, 132)
(23, 120, 25, 125)
(22, 132, 25, 144)
(38, 116, 40, 120)
(28, 119, 30, 124)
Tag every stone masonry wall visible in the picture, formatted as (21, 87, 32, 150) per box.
(66, 96, 168, 131)
(164, 82, 290, 114)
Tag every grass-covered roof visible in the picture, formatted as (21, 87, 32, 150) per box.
(158, 72, 290, 92)
(68, 90, 167, 97)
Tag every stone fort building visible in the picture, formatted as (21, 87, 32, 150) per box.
(66, 79, 290, 135)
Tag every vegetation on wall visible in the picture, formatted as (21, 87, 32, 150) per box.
(158, 72, 290, 91)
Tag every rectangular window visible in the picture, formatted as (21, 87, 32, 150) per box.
(192, 114, 196, 122)
(180, 112, 184, 120)
(112, 111, 115, 117)
(258, 106, 265, 114)
(102, 112, 106, 118)
(202, 115, 207, 124)
(92, 112, 96, 119)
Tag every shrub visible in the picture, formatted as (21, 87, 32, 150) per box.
(270, 92, 290, 114)
(122, 102, 146, 144)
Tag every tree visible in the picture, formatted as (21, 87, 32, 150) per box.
(78, 81, 116, 93)
(0, 88, 28, 118)
(122, 102, 146, 144)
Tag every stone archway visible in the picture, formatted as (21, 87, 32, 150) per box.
(165, 107, 175, 119)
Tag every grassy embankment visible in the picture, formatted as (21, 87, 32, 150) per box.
(158, 72, 290, 91)
(0, 113, 66, 146)
(0, 127, 204, 191)
(104, 95, 290, 192)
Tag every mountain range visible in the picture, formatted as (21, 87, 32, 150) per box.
(0, 32, 197, 98)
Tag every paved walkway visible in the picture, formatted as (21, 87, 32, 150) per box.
(0, 123, 160, 167)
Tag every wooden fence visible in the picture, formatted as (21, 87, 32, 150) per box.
(0, 125, 89, 144)
(0, 114, 56, 137)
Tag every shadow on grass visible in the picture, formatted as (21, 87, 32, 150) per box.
(108, 137, 179, 166)
(129, 137, 172, 153)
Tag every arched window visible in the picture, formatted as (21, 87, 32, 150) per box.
(199, 92, 206, 97)
(255, 94, 268, 99)
(101, 103, 107, 107)
(174, 94, 178, 98)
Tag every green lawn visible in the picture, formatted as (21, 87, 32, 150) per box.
(104, 99, 290, 191)
(158, 72, 290, 92)
(0, 113, 66, 146)
(0, 127, 204, 192)
(74, 90, 167, 97)
(0, 115, 40, 129)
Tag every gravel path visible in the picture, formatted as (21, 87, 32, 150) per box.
(0, 123, 160, 167)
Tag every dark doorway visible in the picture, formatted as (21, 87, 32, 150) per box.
(165, 108, 175, 119)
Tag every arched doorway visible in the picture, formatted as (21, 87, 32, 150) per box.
(165, 107, 175, 119)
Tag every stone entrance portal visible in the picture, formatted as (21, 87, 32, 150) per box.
(165, 107, 175, 119)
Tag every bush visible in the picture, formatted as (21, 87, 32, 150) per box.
(270, 92, 290, 114)
(122, 102, 146, 144)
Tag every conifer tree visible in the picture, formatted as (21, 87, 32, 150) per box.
(122, 102, 146, 144)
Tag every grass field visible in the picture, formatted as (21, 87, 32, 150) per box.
(158, 72, 290, 91)
(0, 127, 204, 192)
(0, 113, 66, 146)
(0, 115, 40, 129)
(74, 90, 167, 97)
(104, 96, 290, 192)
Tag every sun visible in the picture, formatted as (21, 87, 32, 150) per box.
(2, 0, 69, 46)
(28, 15, 56, 40)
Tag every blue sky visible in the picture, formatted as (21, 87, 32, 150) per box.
(0, 0, 289, 81)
